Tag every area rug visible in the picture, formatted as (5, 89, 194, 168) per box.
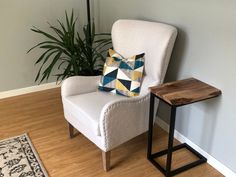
(0, 134, 49, 177)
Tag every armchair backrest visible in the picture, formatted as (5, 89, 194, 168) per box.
(112, 19, 177, 95)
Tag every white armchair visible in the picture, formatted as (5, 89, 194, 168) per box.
(61, 19, 177, 171)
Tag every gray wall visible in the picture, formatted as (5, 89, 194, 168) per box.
(97, 0, 236, 173)
(0, 0, 88, 92)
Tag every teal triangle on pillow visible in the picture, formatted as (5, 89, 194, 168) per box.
(113, 57, 122, 62)
(103, 76, 116, 86)
(131, 87, 140, 93)
(134, 60, 144, 69)
(120, 61, 133, 70)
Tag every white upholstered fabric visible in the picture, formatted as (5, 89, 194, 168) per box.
(61, 75, 101, 97)
(63, 91, 126, 136)
(61, 19, 177, 152)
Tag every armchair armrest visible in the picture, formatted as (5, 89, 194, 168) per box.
(61, 75, 101, 97)
(99, 94, 150, 151)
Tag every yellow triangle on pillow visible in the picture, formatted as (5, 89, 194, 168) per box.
(116, 80, 129, 91)
(109, 49, 116, 56)
(131, 71, 142, 80)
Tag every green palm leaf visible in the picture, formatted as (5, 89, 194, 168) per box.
(28, 10, 111, 83)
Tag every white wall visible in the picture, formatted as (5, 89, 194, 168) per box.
(97, 0, 236, 173)
(0, 0, 88, 91)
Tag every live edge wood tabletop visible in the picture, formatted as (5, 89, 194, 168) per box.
(149, 77, 222, 107)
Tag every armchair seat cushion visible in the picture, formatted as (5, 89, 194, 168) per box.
(63, 91, 127, 136)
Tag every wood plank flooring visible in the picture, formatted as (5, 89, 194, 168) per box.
(0, 88, 224, 177)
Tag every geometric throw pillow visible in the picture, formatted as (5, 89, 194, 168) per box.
(98, 49, 145, 97)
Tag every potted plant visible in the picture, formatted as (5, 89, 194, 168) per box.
(28, 10, 111, 83)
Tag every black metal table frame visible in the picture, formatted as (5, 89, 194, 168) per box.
(147, 93, 207, 177)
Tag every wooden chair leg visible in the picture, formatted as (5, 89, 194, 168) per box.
(68, 123, 74, 138)
(102, 151, 111, 171)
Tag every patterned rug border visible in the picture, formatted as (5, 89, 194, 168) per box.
(0, 133, 49, 177)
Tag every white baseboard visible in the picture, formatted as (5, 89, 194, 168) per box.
(155, 118, 235, 177)
(0, 82, 60, 99)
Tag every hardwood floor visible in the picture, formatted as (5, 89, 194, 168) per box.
(0, 88, 223, 177)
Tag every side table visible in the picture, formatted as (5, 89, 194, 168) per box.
(147, 78, 222, 177)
